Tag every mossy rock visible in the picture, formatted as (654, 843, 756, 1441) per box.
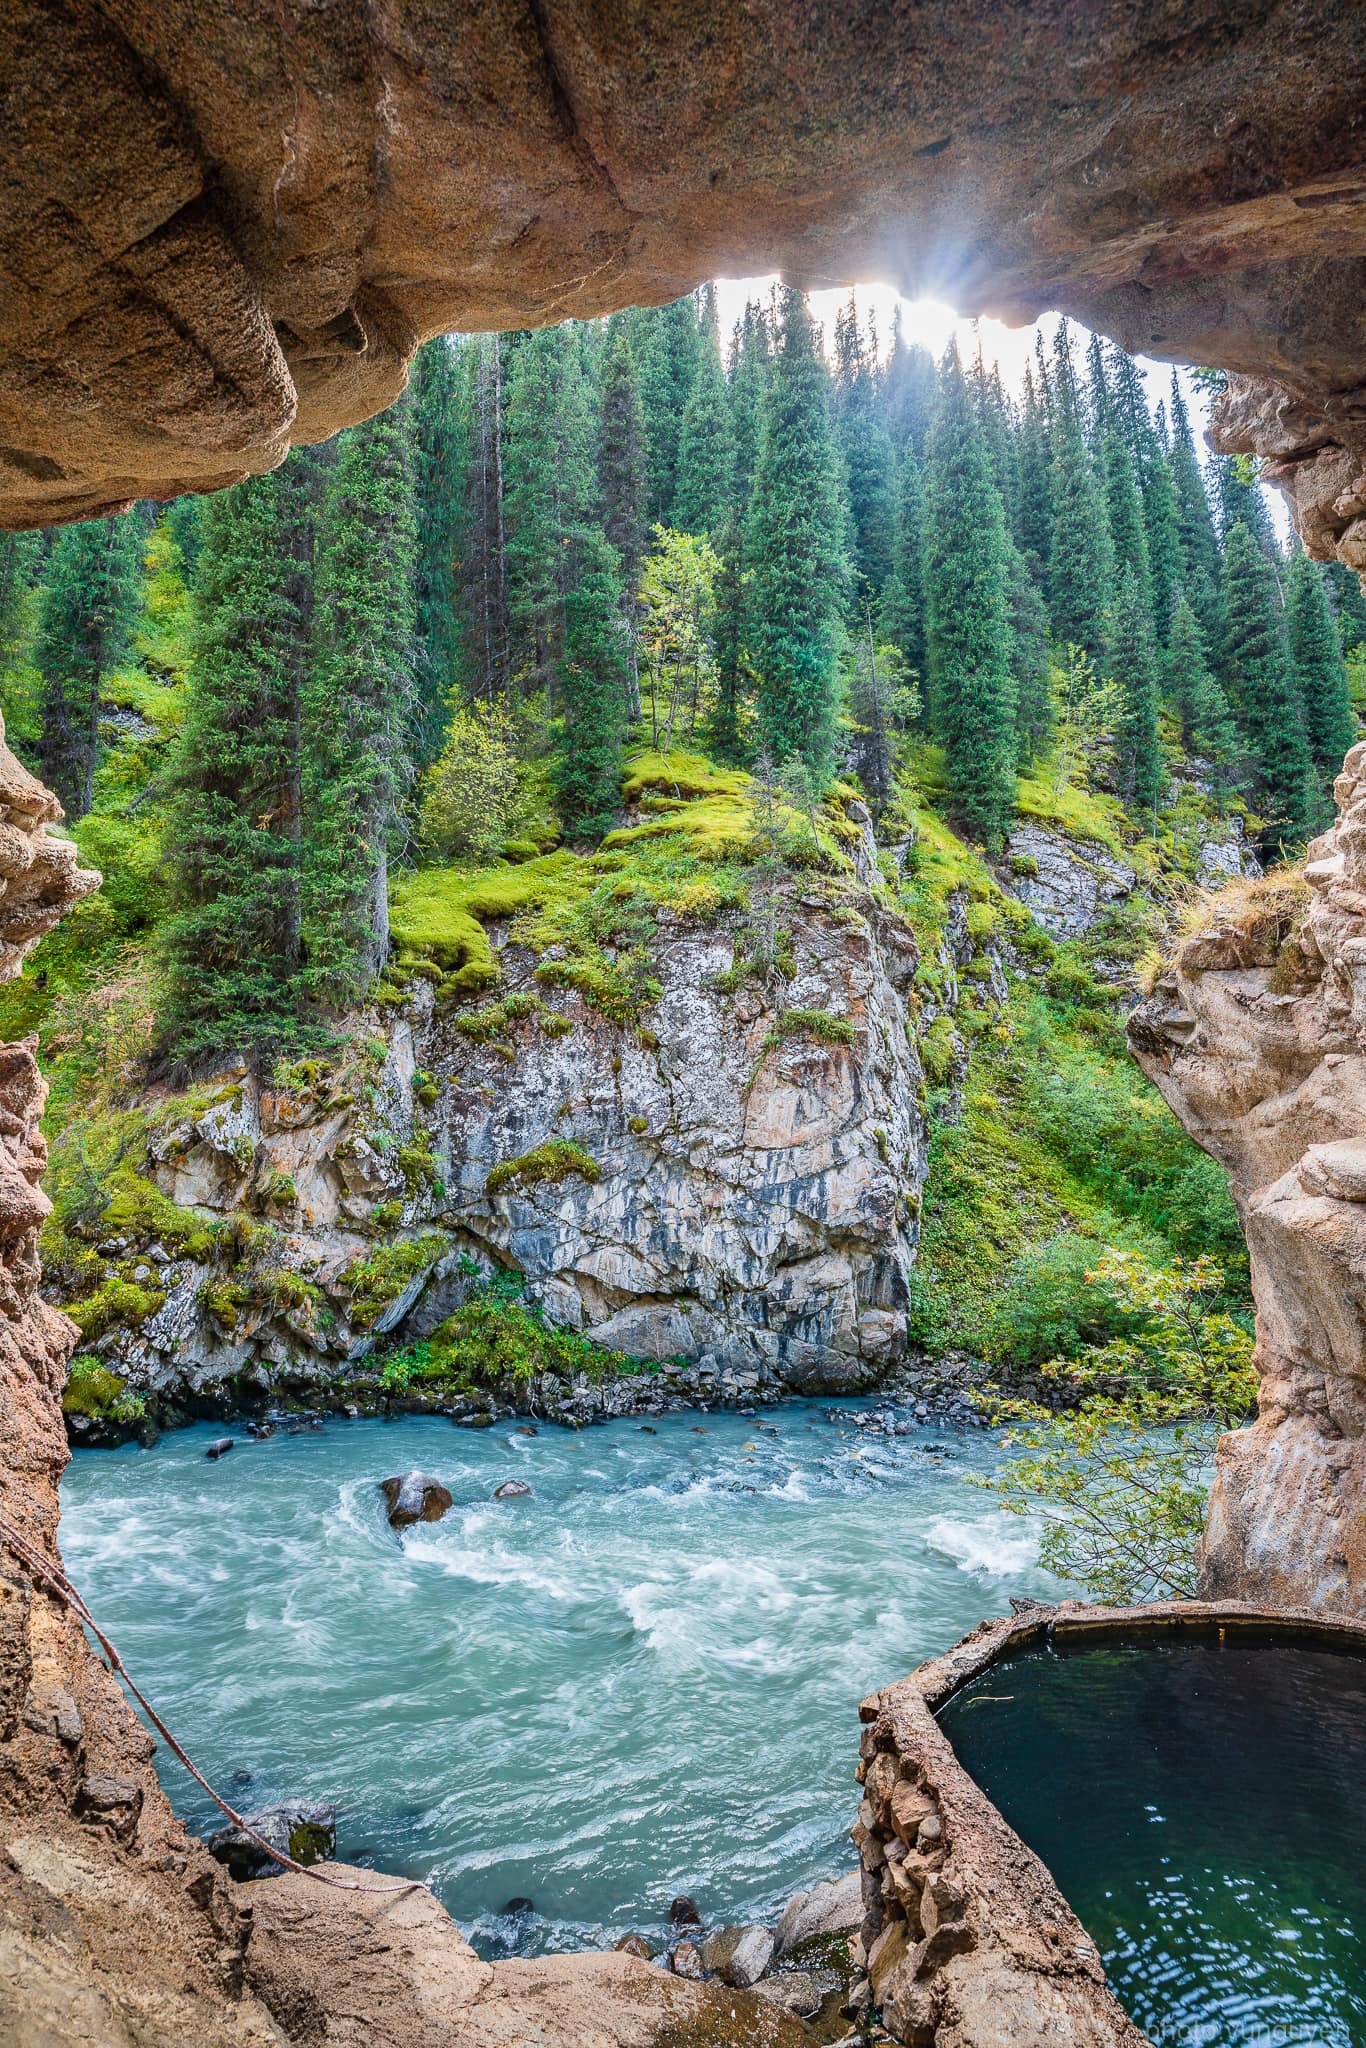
(485, 1141, 600, 1201)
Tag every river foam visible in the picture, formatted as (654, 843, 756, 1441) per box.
(61, 1402, 1066, 1956)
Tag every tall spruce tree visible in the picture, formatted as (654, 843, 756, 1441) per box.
(1106, 565, 1164, 815)
(1221, 520, 1316, 851)
(833, 296, 896, 599)
(923, 344, 1016, 847)
(303, 403, 419, 1000)
(883, 311, 937, 455)
(1212, 454, 1278, 557)
(744, 288, 847, 774)
(161, 462, 315, 1061)
(1287, 550, 1356, 778)
(503, 325, 597, 699)
(1325, 560, 1366, 656)
(408, 336, 467, 764)
(1013, 362, 1052, 569)
(880, 442, 926, 684)
(554, 528, 627, 837)
(1103, 424, 1153, 615)
(1047, 324, 1113, 653)
(673, 287, 734, 540)
(1008, 544, 1053, 765)
(727, 301, 772, 519)
(1166, 590, 1240, 787)
(597, 322, 650, 578)
(35, 514, 141, 819)
(633, 296, 703, 524)
(1167, 374, 1224, 645)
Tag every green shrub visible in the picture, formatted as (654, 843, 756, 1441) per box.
(986, 1233, 1148, 1370)
(340, 1233, 450, 1330)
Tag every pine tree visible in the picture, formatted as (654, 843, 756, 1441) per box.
(883, 311, 937, 455)
(1105, 566, 1164, 815)
(409, 336, 467, 765)
(160, 460, 314, 1061)
(672, 287, 734, 540)
(1166, 591, 1240, 787)
(461, 332, 511, 700)
(303, 402, 419, 1000)
(503, 325, 597, 697)
(1325, 561, 1366, 658)
(1013, 362, 1052, 568)
(554, 528, 627, 838)
(1212, 454, 1277, 556)
(923, 344, 1016, 847)
(35, 514, 141, 819)
(1047, 324, 1113, 654)
(633, 296, 703, 524)
(880, 442, 926, 684)
(744, 288, 848, 775)
(1167, 374, 1224, 646)
(1008, 543, 1053, 765)
(597, 325, 651, 583)
(1103, 424, 1153, 614)
(969, 350, 1017, 534)
(727, 301, 772, 519)
(833, 296, 896, 599)
(1140, 442, 1183, 641)
(1221, 521, 1315, 851)
(1083, 332, 1111, 456)
(1287, 550, 1356, 778)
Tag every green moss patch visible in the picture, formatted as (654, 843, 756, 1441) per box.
(485, 1140, 600, 1201)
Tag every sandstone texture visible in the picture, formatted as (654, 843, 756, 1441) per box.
(2, 0, 1365, 567)
(1130, 746, 1366, 1615)
(856, 1600, 1366, 2046)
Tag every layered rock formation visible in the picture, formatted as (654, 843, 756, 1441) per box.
(77, 879, 927, 1411)
(1129, 745, 1366, 1616)
(3, 0, 1365, 559)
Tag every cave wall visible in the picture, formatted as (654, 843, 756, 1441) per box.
(2, 0, 1365, 572)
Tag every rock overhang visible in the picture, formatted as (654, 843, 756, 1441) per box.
(1, 0, 1364, 576)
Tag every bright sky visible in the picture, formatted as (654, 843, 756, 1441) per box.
(711, 276, 1289, 533)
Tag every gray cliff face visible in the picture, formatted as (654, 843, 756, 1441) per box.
(102, 885, 928, 1401)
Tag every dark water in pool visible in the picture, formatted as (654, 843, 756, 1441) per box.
(938, 1636, 1366, 2047)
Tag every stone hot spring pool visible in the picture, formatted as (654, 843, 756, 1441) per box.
(60, 1404, 1063, 1957)
(938, 1630, 1366, 2045)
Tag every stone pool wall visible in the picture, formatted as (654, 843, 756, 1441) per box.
(852, 1598, 1366, 2047)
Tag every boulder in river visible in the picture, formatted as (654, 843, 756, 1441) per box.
(699, 1922, 775, 1988)
(208, 1799, 337, 1881)
(669, 1894, 701, 1926)
(756, 1968, 840, 2017)
(774, 1869, 862, 1953)
(613, 1932, 654, 1959)
(380, 1472, 453, 1526)
(205, 1437, 234, 1460)
(669, 1940, 703, 1980)
(492, 1479, 531, 1500)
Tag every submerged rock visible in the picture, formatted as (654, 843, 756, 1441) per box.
(208, 1799, 337, 1881)
(668, 1894, 701, 1927)
(699, 1922, 775, 1988)
(380, 1472, 453, 1526)
(205, 1437, 234, 1460)
(756, 1968, 840, 2017)
(492, 1478, 531, 1500)
(614, 1933, 654, 1959)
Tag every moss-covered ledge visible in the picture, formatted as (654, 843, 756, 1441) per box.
(853, 1600, 1366, 2046)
